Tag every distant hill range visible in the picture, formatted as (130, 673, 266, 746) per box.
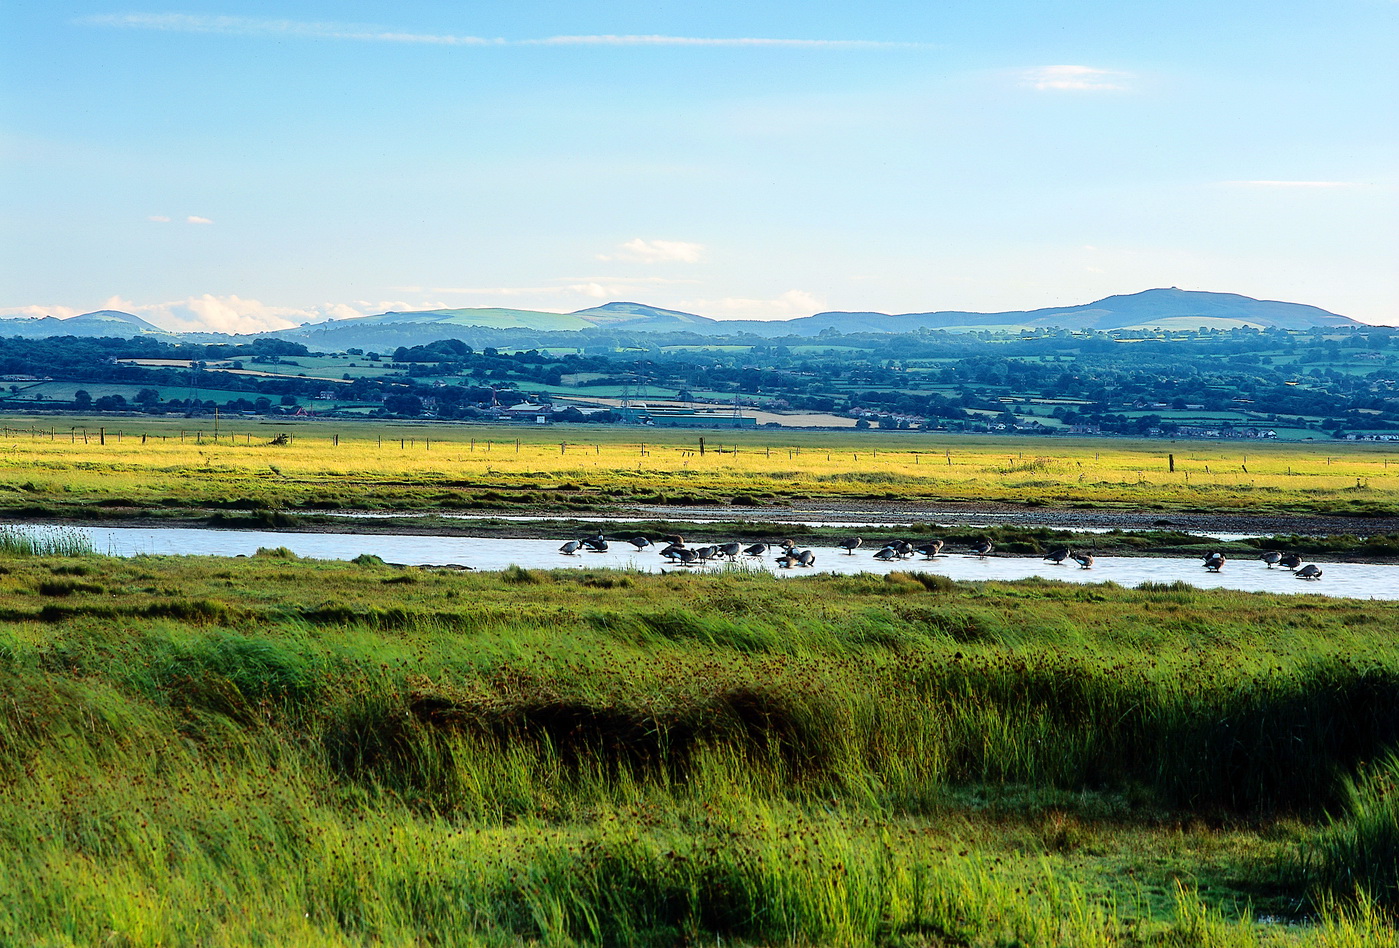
(0, 309, 169, 339)
(1, 289, 1364, 347)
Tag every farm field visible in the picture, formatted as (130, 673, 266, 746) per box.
(0, 417, 1394, 520)
(1, 546, 1398, 945)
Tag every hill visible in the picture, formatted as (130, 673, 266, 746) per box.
(1, 290, 1363, 348)
(285, 301, 721, 349)
(0, 309, 169, 338)
(719, 289, 1361, 336)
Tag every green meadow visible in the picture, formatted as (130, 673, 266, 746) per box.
(2, 542, 1398, 945)
(0, 419, 1395, 519)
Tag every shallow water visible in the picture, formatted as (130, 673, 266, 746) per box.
(31, 523, 1399, 600)
(324, 511, 1265, 542)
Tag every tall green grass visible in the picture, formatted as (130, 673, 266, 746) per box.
(2, 556, 1399, 942)
(0, 525, 95, 556)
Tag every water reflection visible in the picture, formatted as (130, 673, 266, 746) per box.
(32, 523, 1397, 600)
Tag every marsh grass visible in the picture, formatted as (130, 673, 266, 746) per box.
(0, 525, 95, 556)
(2, 555, 1399, 943)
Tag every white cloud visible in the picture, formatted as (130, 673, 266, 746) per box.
(79, 15, 920, 49)
(0, 304, 79, 320)
(1221, 180, 1358, 189)
(683, 289, 822, 320)
(147, 215, 171, 223)
(1021, 65, 1131, 92)
(186, 215, 213, 224)
(598, 238, 705, 264)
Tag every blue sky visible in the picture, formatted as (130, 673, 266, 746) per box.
(2, 1, 1396, 332)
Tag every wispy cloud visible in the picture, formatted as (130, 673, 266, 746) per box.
(598, 238, 705, 264)
(80, 13, 497, 44)
(525, 35, 917, 48)
(186, 215, 213, 224)
(683, 289, 822, 320)
(79, 14, 921, 49)
(1222, 180, 1358, 189)
(1021, 65, 1132, 92)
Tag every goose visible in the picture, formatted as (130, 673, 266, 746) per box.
(1279, 552, 1303, 570)
(1044, 547, 1070, 565)
(796, 550, 816, 567)
(1296, 564, 1323, 580)
(970, 539, 994, 558)
(627, 536, 652, 551)
(778, 538, 797, 552)
(660, 544, 686, 561)
(675, 548, 698, 566)
(559, 540, 583, 555)
(776, 553, 797, 568)
(1203, 551, 1225, 572)
(693, 545, 717, 562)
(1070, 551, 1094, 569)
(742, 542, 768, 557)
(892, 540, 915, 558)
(717, 541, 742, 559)
(915, 539, 945, 558)
(873, 546, 899, 561)
(1261, 551, 1282, 568)
(581, 535, 609, 552)
(838, 537, 863, 554)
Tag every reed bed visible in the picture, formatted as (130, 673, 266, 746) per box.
(1, 554, 1397, 943)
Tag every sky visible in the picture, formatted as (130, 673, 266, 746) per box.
(2, 1, 1397, 333)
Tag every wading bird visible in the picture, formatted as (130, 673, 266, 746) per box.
(873, 546, 899, 561)
(915, 540, 945, 558)
(796, 550, 816, 567)
(1261, 551, 1281, 568)
(838, 537, 863, 554)
(970, 539, 994, 558)
(628, 536, 651, 551)
(1279, 552, 1303, 570)
(1203, 551, 1225, 572)
(742, 542, 768, 557)
(1297, 564, 1323, 580)
(1044, 547, 1070, 564)
(717, 541, 742, 559)
(1070, 551, 1094, 569)
(559, 540, 583, 555)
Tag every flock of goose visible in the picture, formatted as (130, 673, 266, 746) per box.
(1197, 548, 1322, 579)
(559, 532, 1326, 580)
(559, 534, 820, 567)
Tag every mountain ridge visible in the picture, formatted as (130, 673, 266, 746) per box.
(1, 289, 1365, 345)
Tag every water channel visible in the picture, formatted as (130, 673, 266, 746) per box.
(23, 523, 1399, 601)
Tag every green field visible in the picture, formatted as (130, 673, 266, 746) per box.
(1, 543, 1398, 944)
(0, 418, 1393, 520)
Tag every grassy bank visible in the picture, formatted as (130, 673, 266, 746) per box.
(0, 417, 1395, 517)
(1, 550, 1398, 944)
